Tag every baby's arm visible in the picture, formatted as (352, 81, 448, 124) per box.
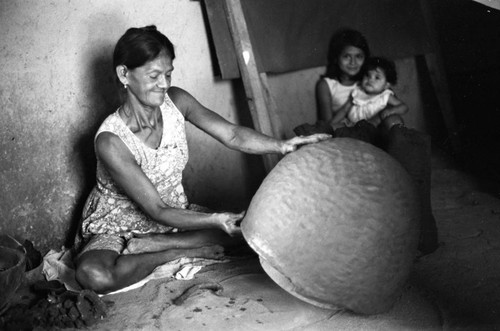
(379, 94, 408, 120)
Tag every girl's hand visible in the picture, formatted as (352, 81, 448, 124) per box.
(281, 133, 331, 154)
(217, 211, 245, 236)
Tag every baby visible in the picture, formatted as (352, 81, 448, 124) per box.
(330, 56, 408, 130)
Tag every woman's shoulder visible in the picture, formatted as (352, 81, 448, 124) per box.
(95, 129, 123, 150)
(167, 86, 192, 104)
(167, 86, 185, 99)
(97, 110, 121, 134)
(166, 86, 194, 115)
(95, 111, 126, 145)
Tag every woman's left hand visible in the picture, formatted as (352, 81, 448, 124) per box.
(281, 133, 331, 154)
(217, 211, 246, 237)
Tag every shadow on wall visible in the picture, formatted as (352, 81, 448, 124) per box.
(414, 55, 448, 147)
(431, 0, 500, 186)
(64, 34, 122, 249)
(182, 77, 267, 212)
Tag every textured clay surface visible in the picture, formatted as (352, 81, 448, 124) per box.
(242, 138, 420, 314)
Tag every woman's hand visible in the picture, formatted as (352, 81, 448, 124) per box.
(281, 133, 331, 154)
(169, 87, 331, 156)
(216, 211, 246, 236)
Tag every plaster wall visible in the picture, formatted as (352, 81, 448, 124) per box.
(0, 0, 256, 253)
(0, 0, 431, 253)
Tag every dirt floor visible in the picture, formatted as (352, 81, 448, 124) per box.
(80, 148, 500, 330)
(411, 148, 500, 330)
(3, 146, 500, 330)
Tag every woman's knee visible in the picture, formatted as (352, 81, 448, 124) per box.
(75, 251, 117, 293)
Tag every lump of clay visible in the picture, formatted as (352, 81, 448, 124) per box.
(242, 138, 420, 315)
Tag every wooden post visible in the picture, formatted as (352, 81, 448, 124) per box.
(223, 0, 281, 172)
(260, 72, 285, 139)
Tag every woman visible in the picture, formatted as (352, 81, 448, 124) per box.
(75, 25, 330, 294)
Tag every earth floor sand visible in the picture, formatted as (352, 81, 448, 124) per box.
(4, 147, 500, 330)
(84, 148, 500, 330)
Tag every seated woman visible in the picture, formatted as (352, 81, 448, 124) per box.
(75, 25, 330, 294)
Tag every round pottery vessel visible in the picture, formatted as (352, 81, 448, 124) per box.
(242, 138, 420, 314)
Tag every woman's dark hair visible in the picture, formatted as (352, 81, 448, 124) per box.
(325, 28, 370, 80)
(363, 56, 398, 85)
(113, 25, 175, 70)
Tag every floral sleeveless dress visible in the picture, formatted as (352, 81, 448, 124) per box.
(80, 94, 189, 241)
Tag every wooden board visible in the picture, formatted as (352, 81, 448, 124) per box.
(223, 0, 281, 172)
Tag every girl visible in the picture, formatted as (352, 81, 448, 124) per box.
(294, 28, 370, 136)
(330, 56, 408, 130)
(317, 28, 370, 123)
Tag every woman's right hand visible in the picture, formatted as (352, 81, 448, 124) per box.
(280, 133, 332, 154)
(217, 211, 245, 237)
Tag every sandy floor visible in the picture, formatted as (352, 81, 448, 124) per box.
(82, 148, 500, 330)
(3, 147, 500, 330)
(412, 150, 500, 330)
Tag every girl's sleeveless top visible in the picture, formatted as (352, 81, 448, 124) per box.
(81, 93, 189, 238)
(323, 78, 357, 112)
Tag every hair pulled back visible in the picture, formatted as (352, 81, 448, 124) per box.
(325, 28, 370, 80)
(113, 25, 175, 70)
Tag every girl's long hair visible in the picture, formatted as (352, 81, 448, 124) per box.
(324, 28, 370, 80)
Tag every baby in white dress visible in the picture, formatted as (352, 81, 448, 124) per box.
(331, 57, 408, 130)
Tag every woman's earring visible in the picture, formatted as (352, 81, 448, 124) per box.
(123, 83, 128, 89)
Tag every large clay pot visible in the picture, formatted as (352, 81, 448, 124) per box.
(242, 138, 420, 315)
